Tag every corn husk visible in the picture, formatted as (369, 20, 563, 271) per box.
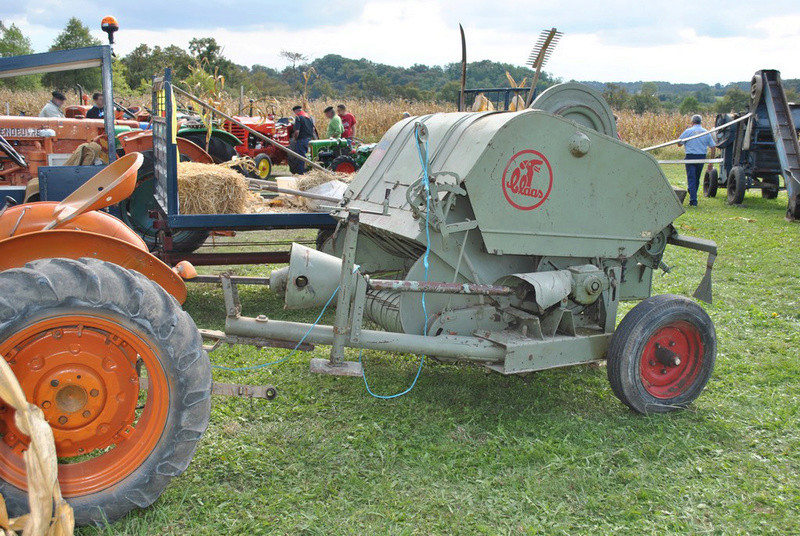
(177, 162, 249, 214)
(0, 355, 74, 536)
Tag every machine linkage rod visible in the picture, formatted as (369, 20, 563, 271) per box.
(642, 113, 752, 152)
(226, 316, 505, 362)
(368, 278, 512, 295)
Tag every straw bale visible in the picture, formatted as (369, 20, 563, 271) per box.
(177, 162, 249, 214)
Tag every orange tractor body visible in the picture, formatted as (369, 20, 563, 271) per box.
(0, 115, 140, 187)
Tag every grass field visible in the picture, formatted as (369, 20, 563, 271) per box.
(76, 165, 800, 535)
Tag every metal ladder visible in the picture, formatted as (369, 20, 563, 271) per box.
(761, 70, 800, 219)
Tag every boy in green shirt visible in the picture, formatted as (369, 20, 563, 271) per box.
(324, 106, 344, 138)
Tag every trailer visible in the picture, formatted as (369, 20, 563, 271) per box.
(703, 69, 800, 220)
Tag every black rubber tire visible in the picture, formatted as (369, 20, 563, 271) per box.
(315, 228, 335, 252)
(330, 155, 358, 174)
(727, 166, 746, 205)
(253, 153, 273, 179)
(703, 168, 718, 198)
(117, 150, 210, 253)
(788, 197, 800, 222)
(177, 132, 237, 164)
(0, 258, 211, 526)
(606, 294, 716, 414)
(761, 175, 779, 199)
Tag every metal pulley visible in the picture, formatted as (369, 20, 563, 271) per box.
(531, 83, 618, 138)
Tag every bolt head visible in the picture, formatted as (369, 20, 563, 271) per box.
(82, 410, 91, 418)
(50, 379, 59, 387)
(57, 416, 68, 425)
(90, 389, 99, 397)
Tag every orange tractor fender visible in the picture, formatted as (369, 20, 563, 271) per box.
(0, 229, 188, 304)
(116, 130, 214, 164)
(0, 202, 147, 249)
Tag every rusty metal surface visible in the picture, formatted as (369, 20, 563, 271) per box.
(140, 376, 277, 400)
(159, 251, 291, 266)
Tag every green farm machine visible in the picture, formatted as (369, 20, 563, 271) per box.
(250, 84, 718, 414)
(309, 138, 375, 173)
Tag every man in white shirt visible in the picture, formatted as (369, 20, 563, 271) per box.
(39, 91, 66, 118)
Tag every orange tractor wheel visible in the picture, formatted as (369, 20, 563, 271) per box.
(0, 257, 211, 526)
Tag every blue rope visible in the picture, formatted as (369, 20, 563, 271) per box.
(360, 124, 431, 399)
(212, 286, 339, 372)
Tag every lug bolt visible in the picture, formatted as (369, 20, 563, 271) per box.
(673, 357, 681, 366)
(661, 368, 668, 375)
(669, 341, 676, 347)
(42, 401, 51, 409)
(655, 343, 660, 349)
(82, 410, 91, 418)
(57, 416, 67, 425)
(649, 360, 656, 366)
(50, 379, 59, 387)
(90, 389, 99, 397)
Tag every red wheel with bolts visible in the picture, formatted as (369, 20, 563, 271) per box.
(607, 294, 716, 414)
(330, 155, 357, 174)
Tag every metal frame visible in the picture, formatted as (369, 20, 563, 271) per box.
(0, 46, 117, 161)
(148, 69, 335, 264)
(459, 88, 532, 111)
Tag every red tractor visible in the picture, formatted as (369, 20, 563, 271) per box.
(222, 115, 291, 178)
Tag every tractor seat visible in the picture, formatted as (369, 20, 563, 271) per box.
(44, 152, 143, 230)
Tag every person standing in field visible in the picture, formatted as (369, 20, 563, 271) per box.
(324, 106, 344, 138)
(678, 114, 716, 206)
(337, 104, 356, 139)
(39, 91, 66, 118)
(290, 105, 315, 174)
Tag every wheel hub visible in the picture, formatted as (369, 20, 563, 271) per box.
(640, 321, 703, 399)
(1, 322, 139, 457)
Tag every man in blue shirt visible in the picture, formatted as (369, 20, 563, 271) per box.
(678, 115, 717, 206)
(289, 105, 315, 174)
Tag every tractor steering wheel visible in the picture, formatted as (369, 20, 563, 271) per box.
(0, 133, 27, 168)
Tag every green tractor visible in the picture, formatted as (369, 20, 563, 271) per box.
(308, 138, 375, 174)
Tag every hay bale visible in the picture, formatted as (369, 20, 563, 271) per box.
(177, 162, 249, 214)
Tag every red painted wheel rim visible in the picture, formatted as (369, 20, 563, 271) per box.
(334, 162, 356, 174)
(0, 314, 169, 496)
(639, 320, 703, 399)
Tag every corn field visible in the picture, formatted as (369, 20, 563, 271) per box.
(1, 88, 708, 153)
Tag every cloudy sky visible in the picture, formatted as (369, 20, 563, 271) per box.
(4, 0, 800, 84)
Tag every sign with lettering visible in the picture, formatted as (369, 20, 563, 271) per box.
(501, 149, 553, 210)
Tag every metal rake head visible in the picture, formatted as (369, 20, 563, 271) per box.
(526, 28, 563, 70)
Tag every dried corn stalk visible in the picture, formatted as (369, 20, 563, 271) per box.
(0, 355, 74, 536)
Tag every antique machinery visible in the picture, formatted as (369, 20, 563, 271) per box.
(223, 84, 719, 415)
